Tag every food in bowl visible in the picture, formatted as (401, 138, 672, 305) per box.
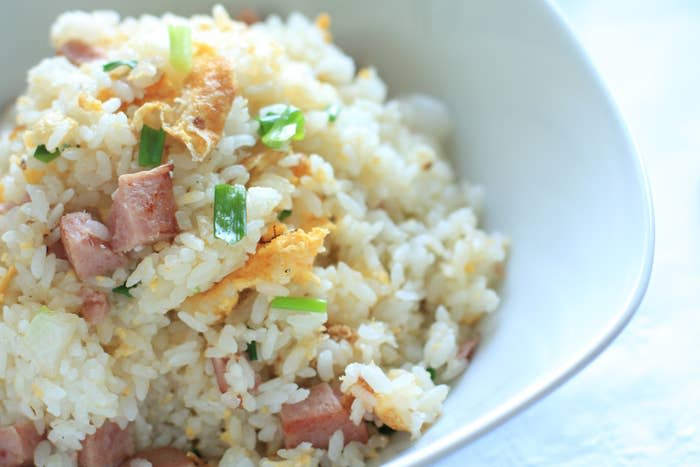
(0, 6, 508, 466)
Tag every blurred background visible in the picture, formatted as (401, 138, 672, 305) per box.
(444, 0, 700, 465)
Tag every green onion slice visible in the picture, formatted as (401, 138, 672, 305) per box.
(378, 425, 396, 435)
(168, 25, 193, 73)
(138, 125, 166, 167)
(257, 104, 305, 150)
(113, 283, 138, 297)
(214, 184, 247, 244)
(277, 209, 292, 221)
(246, 341, 258, 361)
(426, 367, 436, 382)
(103, 60, 137, 72)
(33, 145, 60, 163)
(270, 296, 327, 313)
(326, 104, 341, 122)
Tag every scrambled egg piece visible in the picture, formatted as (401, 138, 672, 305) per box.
(0, 266, 17, 304)
(78, 93, 103, 112)
(9, 125, 26, 141)
(350, 376, 411, 433)
(327, 323, 357, 343)
(134, 53, 236, 161)
(260, 222, 288, 243)
(23, 167, 44, 184)
(111, 328, 138, 358)
(181, 227, 330, 320)
(314, 13, 332, 43)
(374, 393, 411, 432)
(163, 54, 236, 160)
(22, 111, 77, 149)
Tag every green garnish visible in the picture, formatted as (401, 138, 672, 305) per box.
(378, 425, 396, 435)
(214, 184, 247, 244)
(326, 104, 341, 122)
(138, 125, 166, 167)
(33, 145, 60, 163)
(113, 283, 138, 297)
(103, 60, 137, 72)
(277, 209, 292, 221)
(38, 305, 52, 314)
(257, 104, 305, 150)
(426, 367, 436, 382)
(246, 341, 258, 361)
(270, 296, 327, 313)
(168, 25, 192, 73)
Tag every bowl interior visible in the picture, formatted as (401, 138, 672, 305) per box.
(1, 1, 653, 465)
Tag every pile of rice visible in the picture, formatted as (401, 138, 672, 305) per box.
(0, 6, 508, 466)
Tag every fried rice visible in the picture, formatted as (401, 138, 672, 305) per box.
(0, 6, 508, 466)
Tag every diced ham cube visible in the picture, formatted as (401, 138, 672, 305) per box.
(120, 447, 196, 467)
(47, 239, 68, 260)
(57, 40, 102, 65)
(0, 421, 43, 467)
(211, 357, 229, 393)
(60, 212, 125, 280)
(78, 421, 135, 467)
(236, 8, 260, 25)
(252, 372, 262, 395)
(456, 335, 479, 361)
(280, 383, 368, 449)
(109, 163, 178, 252)
(80, 289, 110, 325)
(0, 203, 16, 215)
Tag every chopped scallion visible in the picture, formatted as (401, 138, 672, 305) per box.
(246, 341, 258, 361)
(378, 425, 396, 435)
(426, 367, 436, 382)
(270, 296, 327, 313)
(138, 125, 166, 167)
(257, 104, 305, 150)
(277, 209, 292, 221)
(33, 145, 60, 163)
(103, 60, 137, 72)
(326, 104, 341, 122)
(113, 283, 138, 297)
(168, 25, 192, 73)
(214, 184, 247, 244)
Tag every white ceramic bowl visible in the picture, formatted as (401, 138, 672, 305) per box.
(1, 1, 654, 465)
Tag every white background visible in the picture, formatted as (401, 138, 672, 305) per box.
(442, 1, 700, 465)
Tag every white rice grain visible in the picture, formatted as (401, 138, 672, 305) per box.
(317, 349, 334, 382)
(328, 429, 344, 461)
(102, 97, 121, 114)
(177, 311, 208, 333)
(31, 245, 46, 279)
(250, 294, 269, 325)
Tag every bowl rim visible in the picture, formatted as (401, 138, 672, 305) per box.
(385, 1, 655, 465)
